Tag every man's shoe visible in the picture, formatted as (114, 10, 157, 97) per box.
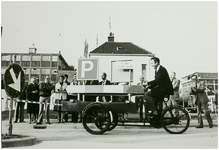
(36, 122, 42, 125)
(209, 124, 213, 128)
(14, 121, 17, 123)
(195, 125, 203, 128)
(46, 122, 51, 124)
(19, 121, 25, 123)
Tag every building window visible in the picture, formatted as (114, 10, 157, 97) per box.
(51, 74, 57, 82)
(52, 56, 58, 61)
(41, 61, 50, 67)
(2, 55, 11, 61)
(31, 61, 40, 67)
(32, 55, 41, 61)
(15, 61, 20, 65)
(52, 62, 57, 67)
(142, 64, 147, 78)
(22, 55, 30, 61)
(41, 68, 50, 74)
(21, 61, 30, 67)
(31, 74, 39, 79)
(31, 68, 40, 75)
(206, 80, 214, 84)
(25, 74, 29, 81)
(1, 61, 10, 66)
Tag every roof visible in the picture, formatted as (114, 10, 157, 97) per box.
(90, 42, 154, 55)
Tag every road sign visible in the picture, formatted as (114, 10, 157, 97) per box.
(77, 58, 99, 80)
(4, 63, 25, 98)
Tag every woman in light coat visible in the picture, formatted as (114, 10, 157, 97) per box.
(55, 75, 68, 123)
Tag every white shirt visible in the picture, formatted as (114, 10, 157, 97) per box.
(156, 65, 161, 73)
(55, 82, 68, 100)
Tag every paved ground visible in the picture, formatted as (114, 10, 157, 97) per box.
(2, 113, 217, 136)
(1, 117, 218, 149)
(1, 112, 218, 148)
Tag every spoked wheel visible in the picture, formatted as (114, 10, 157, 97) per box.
(162, 106, 190, 134)
(108, 112, 118, 131)
(82, 105, 111, 134)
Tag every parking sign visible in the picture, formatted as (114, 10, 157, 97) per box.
(77, 58, 99, 80)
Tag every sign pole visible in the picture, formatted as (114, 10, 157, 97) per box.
(129, 69, 131, 85)
(8, 97, 13, 135)
(8, 55, 17, 135)
(4, 55, 25, 135)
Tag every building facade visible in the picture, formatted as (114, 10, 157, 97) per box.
(1, 46, 75, 85)
(89, 32, 155, 84)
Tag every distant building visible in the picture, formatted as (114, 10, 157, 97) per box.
(1, 46, 75, 85)
(181, 72, 218, 96)
(89, 32, 155, 84)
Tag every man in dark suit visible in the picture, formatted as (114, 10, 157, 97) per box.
(85, 80, 99, 102)
(144, 57, 173, 114)
(99, 72, 111, 102)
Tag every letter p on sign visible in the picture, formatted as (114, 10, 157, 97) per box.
(77, 58, 99, 80)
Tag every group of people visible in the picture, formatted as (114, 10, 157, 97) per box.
(14, 56, 213, 128)
(135, 57, 213, 128)
(14, 74, 69, 124)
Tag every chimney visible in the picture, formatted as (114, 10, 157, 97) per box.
(108, 32, 114, 42)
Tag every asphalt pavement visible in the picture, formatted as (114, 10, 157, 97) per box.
(1, 113, 218, 148)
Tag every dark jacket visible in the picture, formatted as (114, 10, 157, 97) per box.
(99, 80, 111, 85)
(98, 80, 111, 102)
(85, 80, 99, 85)
(191, 80, 209, 104)
(39, 82, 54, 97)
(64, 80, 70, 85)
(148, 65, 173, 98)
(26, 83, 39, 101)
(18, 83, 28, 100)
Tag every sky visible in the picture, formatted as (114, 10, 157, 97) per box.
(1, 1, 218, 79)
